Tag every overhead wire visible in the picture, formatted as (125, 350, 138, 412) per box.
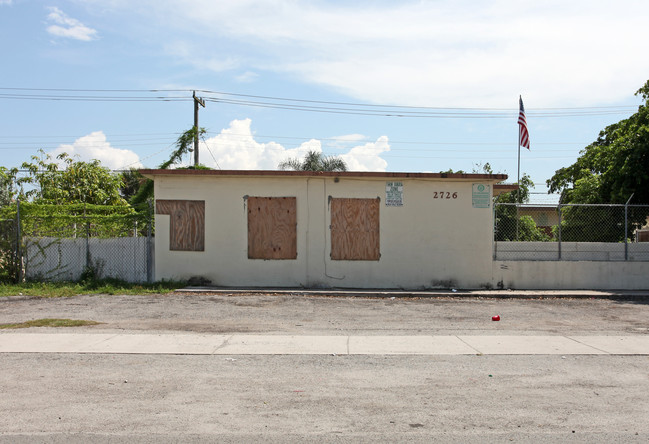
(200, 134, 221, 170)
(0, 87, 631, 170)
(3, 87, 634, 112)
(0, 131, 591, 159)
(0, 87, 638, 118)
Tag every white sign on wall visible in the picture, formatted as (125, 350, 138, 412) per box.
(386, 181, 403, 206)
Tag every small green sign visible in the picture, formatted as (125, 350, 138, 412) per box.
(472, 183, 490, 208)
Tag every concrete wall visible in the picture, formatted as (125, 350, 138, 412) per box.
(492, 241, 649, 290)
(493, 260, 649, 290)
(495, 241, 649, 261)
(153, 174, 497, 288)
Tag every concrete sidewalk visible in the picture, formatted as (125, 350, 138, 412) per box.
(1, 333, 648, 355)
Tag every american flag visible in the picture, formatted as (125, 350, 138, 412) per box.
(518, 96, 530, 150)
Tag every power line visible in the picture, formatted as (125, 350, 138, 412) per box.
(3, 87, 634, 111)
(0, 93, 189, 102)
(204, 97, 632, 118)
(0, 141, 588, 153)
(201, 134, 221, 170)
(0, 128, 592, 147)
(0, 132, 592, 156)
(0, 88, 638, 118)
(0, 132, 588, 146)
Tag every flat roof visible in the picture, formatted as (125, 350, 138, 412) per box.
(140, 169, 508, 181)
(493, 184, 519, 195)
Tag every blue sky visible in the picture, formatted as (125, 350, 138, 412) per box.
(1, 0, 648, 197)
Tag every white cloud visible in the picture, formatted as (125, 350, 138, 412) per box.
(50, 131, 142, 170)
(340, 136, 390, 172)
(91, 0, 649, 107)
(329, 134, 366, 143)
(235, 71, 259, 83)
(325, 134, 367, 150)
(198, 119, 388, 171)
(164, 41, 238, 71)
(0, 1, 13, 5)
(46, 7, 98, 41)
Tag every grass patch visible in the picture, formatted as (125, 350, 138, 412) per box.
(0, 318, 102, 329)
(0, 279, 186, 298)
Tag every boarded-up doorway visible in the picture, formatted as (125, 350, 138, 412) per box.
(247, 196, 297, 259)
(330, 197, 380, 260)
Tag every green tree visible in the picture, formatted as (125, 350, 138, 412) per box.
(120, 168, 146, 202)
(0, 167, 20, 208)
(278, 150, 347, 172)
(547, 80, 649, 241)
(497, 173, 533, 205)
(440, 162, 494, 175)
(495, 173, 549, 241)
(21, 151, 126, 206)
(11, 152, 140, 240)
(547, 81, 649, 205)
(130, 126, 206, 205)
(0, 167, 20, 282)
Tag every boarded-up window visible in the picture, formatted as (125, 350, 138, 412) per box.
(156, 200, 205, 251)
(247, 197, 297, 259)
(330, 198, 380, 261)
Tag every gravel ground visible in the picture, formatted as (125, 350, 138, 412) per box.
(1, 293, 648, 336)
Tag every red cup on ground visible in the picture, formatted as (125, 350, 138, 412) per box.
(492, 315, 500, 321)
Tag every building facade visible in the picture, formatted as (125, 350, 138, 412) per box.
(141, 169, 507, 289)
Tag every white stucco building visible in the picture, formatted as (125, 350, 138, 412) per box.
(141, 169, 506, 289)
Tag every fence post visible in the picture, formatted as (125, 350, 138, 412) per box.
(146, 199, 153, 283)
(624, 193, 634, 261)
(625, 203, 628, 261)
(557, 205, 562, 260)
(16, 199, 22, 283)
(84, 204, 90, 272)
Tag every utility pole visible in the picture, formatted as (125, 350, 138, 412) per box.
(193, 91, 205, 167)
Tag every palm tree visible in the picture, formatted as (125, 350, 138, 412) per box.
(278, 150, 347, 172)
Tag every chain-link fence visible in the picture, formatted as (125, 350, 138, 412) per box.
(0, 216, 20, 282)
(494, 203, 649, 261)
(0, 201, 154, 283)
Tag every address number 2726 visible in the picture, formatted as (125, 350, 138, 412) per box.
(433, 192, 458, 199)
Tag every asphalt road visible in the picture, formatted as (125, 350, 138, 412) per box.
(1, 293, 648, 442)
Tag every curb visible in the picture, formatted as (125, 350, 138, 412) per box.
(175, 287, 649, 300)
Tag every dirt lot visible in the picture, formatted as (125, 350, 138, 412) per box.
(1, 292, 648, 335)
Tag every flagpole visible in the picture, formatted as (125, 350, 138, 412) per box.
(517, 97, 521, 195)
(516, 95, 522, 240)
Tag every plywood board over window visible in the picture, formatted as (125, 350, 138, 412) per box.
(330, 197, 380, 261)
(247, 196, 297, 259)
(156, 200, 205, 251)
